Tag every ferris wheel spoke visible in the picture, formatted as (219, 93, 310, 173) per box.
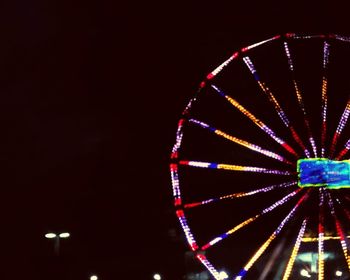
(184, 181, 297, 209)
(335, 34, 350, 43)
(335, 139, 350, 160)
(282, 219, 308, 280)
(179, 160, 293, 175)
(318, 188, 326, 280)
(283, 41, 318, 157)
(210, 84, 299, 157)
(334, 196, 350, 221)
(329, 99, 350, 158)
(321, 41, 330, 158)
(325, 191, 350, 271)
(201, 189, 302, 250)
(234, 190, 310, 279)
(189, 118, 293, 165)
(243, 56, 310, 158)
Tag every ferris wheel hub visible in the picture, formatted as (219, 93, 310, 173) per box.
(297, 158, 350, 189)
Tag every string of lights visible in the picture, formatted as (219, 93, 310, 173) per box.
(281, 219, 308, 280)
(334, 197, 350, 223)
(286, 34, 329, 40)
(184, 181, 297, 209)
(321, 42, 330, 157)
(175, 209, 199, 251)
(210, 84, 298, 157)
(196, 254, 222, 280)
(179, 160, 293, 175)
(326, 192, 350, 271)
(336, 138, 350, 160)
(240, 35, 281, 53)
(189, 118, 293, 165)
(243, 56, 310, 157)
(335, 34, 350, 42)
(234, 190, 310, 279)
(200, 189, 302, 250)
(329, 100, 350, 158)
(283, 41, 318, 157)
(318, 188, 325, 280)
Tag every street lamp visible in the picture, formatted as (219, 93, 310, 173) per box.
(90, 275, 98, 280)
(45, 233, 57, 239)
(336, 270, 343, 277)
(153, 274, 161, 280)
(45, 232, 70, 255)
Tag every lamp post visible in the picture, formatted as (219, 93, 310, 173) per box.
(45, 232, 70, 256)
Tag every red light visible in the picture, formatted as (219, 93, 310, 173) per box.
(282, 143, 298, 157)
(176, 210, 184, 217)
(174, 198, 182, 206)
(170, 164, 178, 172)
(206, 73, 214, 80)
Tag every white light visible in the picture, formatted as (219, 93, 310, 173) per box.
(219, 271, 229, 279)
(90, 275, 98, 280)
(59, 232, 70, 238)
(300, 269, 311, 278)
(45, 233, 57, 239)
(336, 270, 343, 277)
(153, 274, 161, 280)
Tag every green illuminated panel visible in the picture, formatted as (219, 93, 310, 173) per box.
(297, 158, 350, 189)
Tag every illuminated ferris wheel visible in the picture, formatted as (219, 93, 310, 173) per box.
(170, 33, 350, 279)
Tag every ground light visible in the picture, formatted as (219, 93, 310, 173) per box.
(300, 269, 311, 278)
(336, 270, 343, 277)
(153, 273, 161, 280)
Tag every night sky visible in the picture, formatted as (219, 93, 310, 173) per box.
(1, 1, 350, 279)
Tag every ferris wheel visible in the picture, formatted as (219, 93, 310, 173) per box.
(170, 33, 350, 279)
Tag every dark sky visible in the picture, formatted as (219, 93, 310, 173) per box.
(1, 1, 350, 279)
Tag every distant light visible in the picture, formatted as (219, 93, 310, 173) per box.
(219, 271, 229, 279)
(59, 232, 70, 238)
(153, 273, 161, 280)
(45, 233, 57, 239)
(336, 270, 343, 277)
(300, 269, 311, 278)
(90, 275, 98, 280)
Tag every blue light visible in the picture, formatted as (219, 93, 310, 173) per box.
(298, 158, 350, 189)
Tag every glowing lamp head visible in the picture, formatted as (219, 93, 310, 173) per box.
(90, 276, 98, 280)
(300, 269, 311, 278)
(153, 274, 161, 280)
(59, 232, 70, 238)
(45, 233, 57, 239)
(336, 270, 343, 277)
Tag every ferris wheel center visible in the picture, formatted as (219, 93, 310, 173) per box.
(297, 158, 350, 189)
